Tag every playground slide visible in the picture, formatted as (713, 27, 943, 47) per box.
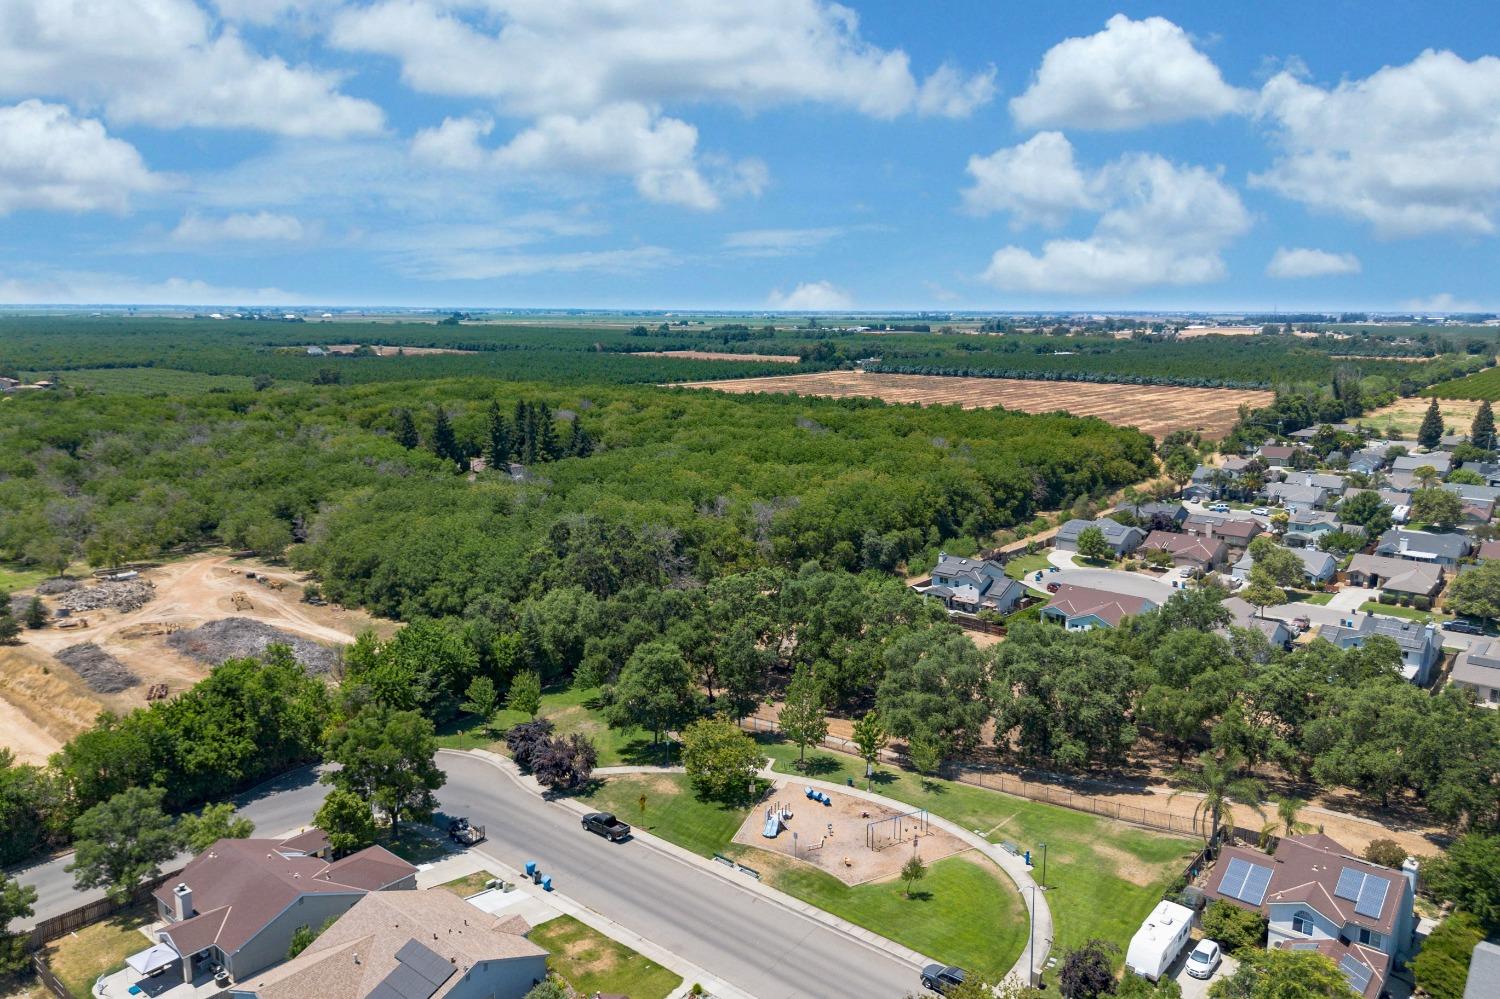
(763, 813, 780, 838)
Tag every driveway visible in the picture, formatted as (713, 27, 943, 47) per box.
(1170, 947, 1239, 999)
(1047, 549, 1079, 571)
(1325, 586, 1376, 612)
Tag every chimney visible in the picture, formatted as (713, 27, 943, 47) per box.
(172, 883, 194, 921)
(1401, 857, 1420, 896)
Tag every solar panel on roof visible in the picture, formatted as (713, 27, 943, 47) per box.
(393, 939, 456, 989)
(1241, 863, 1273, 905)
(1339, 955, 1373, 994)
(1355, 875, 1390, 919)
(1335, 866, 1365, 902)
(1219, 857, 1251, 899)
(364, 940, 456, 999)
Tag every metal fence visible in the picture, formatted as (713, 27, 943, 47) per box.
(738, 716, 1205, 838)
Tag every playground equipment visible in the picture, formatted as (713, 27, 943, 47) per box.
(804, 786, 833, 806)
(762, 802, 793, 838)
(865, 807, 931, 851)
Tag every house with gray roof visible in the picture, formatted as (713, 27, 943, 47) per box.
(1283, 511, 1361, 550)
(1265, 481, 1329, 510)
(1449, 640, 1500, 708)
(1133, 501, 1188, 527)
(1374, 528, 1471, 566)
(1466, 942, 1500, 999)
(1055, 518, 1145, 557)
(1232, 546, 1337, 585)
(1318, 615, 1443, 685)
(1444, 481, 1500, 504)
(1392, 451, 1453, 475)
(917, 554, 1025, 615)
(1256, 444, 1300, 468)
(1460, 461, 1500, 487)
(1344, 554, 1444, 598)
(1221, 597, 1293, 648)
(1348, 448, 1388, 476)
(1283, 471, 1348, 496)
(1290, 423, 1358, 440)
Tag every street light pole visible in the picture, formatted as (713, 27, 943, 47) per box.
(1039, 841, 1048, 890)
(1026, 884, 1037, 986)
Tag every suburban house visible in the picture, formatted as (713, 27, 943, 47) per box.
(1232, 546, 1337, 585)
(1205, 833, 1419, 999)
(1134, 501, 1189, 527)
(229, 889, 549, 999)
(1444, 481, 1500, 505)
(1290, 423, 1358, 440)
(1256, 444, 1300, 469)
(1343, 555, 1444, 598)
(1460, 461, 1500, 487)
(144, 835, 418, 984)
(1055, 518, 1146, 557)
(917, 554, 1026, 615)
(1391, 451, 1453, 476)
(1283, 511, 1360, 550)
(1477, 540, 1500, 561)
(1206, 517, 1264, 555)
(1221, 597, 1293, 648)
(1188, 459, 1251, 499)
(1374, 528, 1471, 566)
(1468, 943, 1500, 999)
(1318, 615, 1443, 685)
(1283, 471, 1348, 498)
(1439, 433, 1469, 450)
(1140, 530, 1227, 572)
(1040, 583, 1157, 631)
(1460, 498, 1496, 525)
(1449, 640, 1500, 707)
(1265, 481, 1328, 510)
(1347, 448, 1388, 476)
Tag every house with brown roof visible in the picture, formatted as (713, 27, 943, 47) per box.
(1139, 530, 1227, 572)
(229, 889, 548, 999)
(1040, 583, 1157, 630)
(1204, 834, 1417, 999)
(148, 834, 418, 985)
(1343, 554, 1444, 599)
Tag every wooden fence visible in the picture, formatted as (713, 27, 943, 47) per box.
(30, 952, 70, 999)
(24, 867, 183, 953)
(738, 716, 1204, 838)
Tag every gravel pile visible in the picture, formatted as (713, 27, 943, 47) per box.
(167, 617, 339, 674)
(56, 579, 156, 614)
(36, 577, 82, 595)
(55, 643, 141, 693)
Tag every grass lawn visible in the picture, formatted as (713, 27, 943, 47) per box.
(581, 773, 756, 859)
(755, 738, 1196, 964)
(0, 563, 49, 592)
(529, 915, 681, 999)
(436, 685, 677, 766)
(41, 904, 153, 999)
(1296, 591, 1334, 606)
(769, 854, 1027, 981)
(1359, 601, 1453, 623)
(1004, 552, 1051, 580)
(435, 870, 498, 898)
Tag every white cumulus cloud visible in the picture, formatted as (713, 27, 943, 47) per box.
(0, 101, 163, 215)
(978, 139, 1251, 295)
(1011, 15, 1248, 130)
(0, 270, 309, 305)
(1265, 247, 1360, 279)
(171, 211, 307, 243)
(1254, 50, 1500, 236)
(0, 0, 383, 136)
(767, 280, 852, 310)
(1403, 292, 1484, 314)
(724, 227, 846, 256)
(962, 131, 1097, 227)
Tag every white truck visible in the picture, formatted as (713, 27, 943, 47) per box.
(1125, 899, 1195, 982)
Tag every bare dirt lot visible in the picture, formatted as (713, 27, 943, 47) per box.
(732, 779, 970, 886)
(306, 344, 479, 356)
(0, 554, 394, 764)
(636, 350, 801, 363)
(676, 370, 1273, 440)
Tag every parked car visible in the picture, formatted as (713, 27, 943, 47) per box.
(581, 812, 631, 841)
(1186, 939, 1222, 979)
(920, 964, 967, 995)
(1208, 503, 1230, 513)
(1251, 507, 1269, 516)
(1445, 619, 1486, 635)
(1046, 582, 1061, 593)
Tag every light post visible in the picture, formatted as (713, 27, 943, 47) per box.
(1039, 842, 1047, 890)
(1025, 884, 1037, 986)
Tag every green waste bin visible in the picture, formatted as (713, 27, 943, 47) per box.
(847, 777, 854, 787)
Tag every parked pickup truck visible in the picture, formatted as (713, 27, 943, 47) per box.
(581, 812, 631, 842)
(447, 817, 486, 845)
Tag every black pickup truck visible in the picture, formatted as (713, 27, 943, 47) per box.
(581, 812, 631, 842)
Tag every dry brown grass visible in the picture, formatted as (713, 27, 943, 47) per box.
(676, 370, 1272, 439)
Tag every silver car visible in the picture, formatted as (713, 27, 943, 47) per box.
(1186, 939, 1221, 979)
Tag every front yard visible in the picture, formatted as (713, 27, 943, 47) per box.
(529, 915, 681, 999)
(1004, 552, 1051, 580)
(1359, 601, 1453, 623)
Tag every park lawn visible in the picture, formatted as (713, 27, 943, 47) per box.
(1004, 552, 1051, 580)
(41, 904, 154, 999)
(757, 738, 1197, 963)
(581, 773, 756, 859)
(764, 853, 1027, 981)
(436, 685, 676, 766)
(0, 562, 49, 592)
(529, 915, 681, 999)
(435, 870, 499, 898)
(1359, 601, 1453, 623)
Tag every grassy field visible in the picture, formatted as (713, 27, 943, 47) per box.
(1423, 368, 1500, 402)
(581, 773, 757, 859)
(30, 367, 255, 394)
(1004, 552, 1051, 580)
(0, 563, 49, 592)
(1359, 601, 1453, 623)
(40, 904, 153, 998)
(529, 915, 682, 999)
(755, 739, 1197, 963)
(436, 685, 676, 766)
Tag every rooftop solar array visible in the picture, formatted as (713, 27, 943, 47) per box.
(1339, 954, 1373, 995)
(364, 940, 456, 999)
(1219, 857, 1274, 906)
(1334, 867, 1391, 919)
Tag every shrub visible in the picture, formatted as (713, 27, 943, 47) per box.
(1399, 593, 1412, 606)
(1363, 839, 1409, 870)
(505, 718, 555, 772)
(1379, 591, 1397, 604)
(1201, 900, 1267, 955)
(1412, 911, 1484, 999)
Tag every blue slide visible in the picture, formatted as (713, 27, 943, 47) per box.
(763, 812, 781, 838)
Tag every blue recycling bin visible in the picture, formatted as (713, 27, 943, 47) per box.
(1024, 850, 1031, 866)
(525, 860, 537, 878)
(542, 876, 553, 892)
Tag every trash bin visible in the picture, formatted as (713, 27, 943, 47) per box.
(542, 876, 553, 892)
(846, 777, 854, 787)
(525, 860, 537, 878)
(532, 869, 542, 884)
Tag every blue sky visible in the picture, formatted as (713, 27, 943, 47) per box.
(2, 0, 1499, 311)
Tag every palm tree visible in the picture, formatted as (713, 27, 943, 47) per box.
(1170, 752, 1266, 851)
(1260, 794, 1314, 846)
(1414, 465, 1440, 490)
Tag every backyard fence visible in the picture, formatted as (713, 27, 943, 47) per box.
(30, 952, 69, 999)
(23, 867, 183, 953)
(738, 716, 1205, 839)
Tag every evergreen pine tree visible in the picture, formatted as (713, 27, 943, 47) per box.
(567, 420, 594, 458)
(0, 591, 17, 645)
(485, 401, 510, 467)
(1472, 400, 1496, 451)
(1418, 397, 1445, 449)
(429, 408, 461, 469)
(536, 402, 561, 461)
(520, 402, 539, 464)
(393, 408, 419, 449)
(25, 596, 46, 630)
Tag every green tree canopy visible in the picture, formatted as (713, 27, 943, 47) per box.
(67, 786, 182, 903)
(323, 704, 445, 837)
(314, 787, 378, 856)
(681, 716, 762, 803)
(178, 802, 254, 853)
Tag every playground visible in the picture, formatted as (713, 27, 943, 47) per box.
(731, 780, 971, 886)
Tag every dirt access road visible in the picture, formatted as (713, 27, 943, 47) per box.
(0, 555, 391, 764)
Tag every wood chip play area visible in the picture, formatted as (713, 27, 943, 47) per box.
(732, 780, 970, 886)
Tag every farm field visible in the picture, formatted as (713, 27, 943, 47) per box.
(19, 367, 254, 394)
(677, 370, 1272, 439)
(0, 554, 393, 765)
(1423, 365, 1500, 401)
(633, 349, 800, 363)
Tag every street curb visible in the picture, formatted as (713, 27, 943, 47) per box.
(439, 749, 937, 975)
